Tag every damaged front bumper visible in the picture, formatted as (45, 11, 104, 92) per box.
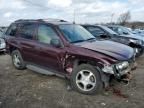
(102, 60, 137, 79)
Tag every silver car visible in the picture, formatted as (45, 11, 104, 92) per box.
(0, 31, 6, 52)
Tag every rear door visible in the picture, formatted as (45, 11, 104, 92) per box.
(17, 23, 38, 63)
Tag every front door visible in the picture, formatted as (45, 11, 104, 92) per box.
(35, 24, 65, 72)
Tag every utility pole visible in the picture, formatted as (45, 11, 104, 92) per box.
(111, 13, 114, 24)
(73, 9, 76, 24)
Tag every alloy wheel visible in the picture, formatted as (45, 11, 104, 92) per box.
(76, 70, 96, 92)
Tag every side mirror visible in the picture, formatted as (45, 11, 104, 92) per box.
(123, 32, 128, 35)
(50, 39, 62, 48)
(99, 34, 110, 39)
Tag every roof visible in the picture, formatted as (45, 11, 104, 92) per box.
(81, 24, 105, 28)
(106, 25, 122, 28)
(14, 19, 72, 25)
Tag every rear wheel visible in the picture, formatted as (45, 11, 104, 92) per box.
(70, 64, 103, 95)
(11, 50, 26, 70)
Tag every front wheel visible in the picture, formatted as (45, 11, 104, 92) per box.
(70, 64, 103, 95)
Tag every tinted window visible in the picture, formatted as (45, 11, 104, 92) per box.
(6, 24, 17, 36)
(59, 25, 95, 43)
(19, 24, 35, 39)
(38, 25, 60, 44)
(86, 26, 105, 37)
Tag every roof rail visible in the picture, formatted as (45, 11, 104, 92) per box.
(37, 18, 67, 22)
(15, 18, 67, 23)
(15, 19, 35, 22)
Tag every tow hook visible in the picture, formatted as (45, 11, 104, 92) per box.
(131, 62, 137, 71)
(121, 73, 132, 86)
(121, 79, 130, 85)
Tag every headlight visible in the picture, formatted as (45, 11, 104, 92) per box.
(116, 61, 129, 71)
(129, 39, 142, 45)
(102, 61, 129, 74)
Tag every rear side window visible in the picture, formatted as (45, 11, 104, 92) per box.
(19, 24, 36, 40)
(6, 24, 17, 36)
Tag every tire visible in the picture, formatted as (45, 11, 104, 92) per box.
(70, 64, 103, 95)
(11, 50, 26, 70)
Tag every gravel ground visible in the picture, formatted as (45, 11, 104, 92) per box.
(0, 53, 144, 108)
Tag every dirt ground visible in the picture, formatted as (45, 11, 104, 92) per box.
(0, 53, 144, 108)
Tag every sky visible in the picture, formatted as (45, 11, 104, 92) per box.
(0, 0, 144, 26)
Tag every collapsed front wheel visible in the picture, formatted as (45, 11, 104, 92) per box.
(70, 64, 103, 95)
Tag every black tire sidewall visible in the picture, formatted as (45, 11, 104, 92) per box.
(70, 64, 103, 95)
(11, 50, 26, 70)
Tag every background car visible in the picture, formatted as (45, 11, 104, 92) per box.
(82, 24, 144, 57)
(107, 25, 144, 56)
(0, 30, 6, 52)
(132, 29, 144, 36)
(0, 27, 7, 33)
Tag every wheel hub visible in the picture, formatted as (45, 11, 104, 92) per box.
(76, 70, 96, 91)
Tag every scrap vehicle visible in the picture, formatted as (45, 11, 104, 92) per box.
(5, 19, 136, 94)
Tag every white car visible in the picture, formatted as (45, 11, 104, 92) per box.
(0, 31, 6, 52)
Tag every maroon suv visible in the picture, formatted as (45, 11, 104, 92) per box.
(5, 19, 135, 94)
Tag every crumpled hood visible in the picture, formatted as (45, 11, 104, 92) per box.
(76, 40, 134, 61)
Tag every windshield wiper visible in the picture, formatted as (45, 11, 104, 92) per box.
(87, 38, 96, 40)
(71, 40, 86, 43)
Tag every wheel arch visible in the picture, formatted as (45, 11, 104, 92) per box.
(9, 45, 21, 55)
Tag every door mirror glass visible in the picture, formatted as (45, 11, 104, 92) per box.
(99, 34, 110, 39)
(50, 39, 62, 48)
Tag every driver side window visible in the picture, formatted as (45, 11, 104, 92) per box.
(37, 25, 60, 45)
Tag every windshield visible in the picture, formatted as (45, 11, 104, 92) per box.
(101, 26, 117, 35)
(59, 24, 95, 43)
